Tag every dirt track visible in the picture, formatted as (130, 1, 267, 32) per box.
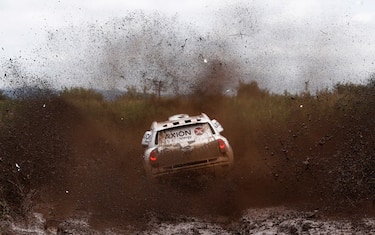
(0, 92, 374, 233)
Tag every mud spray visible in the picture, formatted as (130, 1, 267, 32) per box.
(1, 4, 375, 234)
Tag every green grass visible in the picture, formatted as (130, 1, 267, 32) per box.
(1, 81, 371, 134)
(1, 82, 368, 132)
(0, 100, 20, 129)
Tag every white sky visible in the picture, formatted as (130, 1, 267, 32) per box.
(0, 0, 222, 56)
(1, 0, 375, 93)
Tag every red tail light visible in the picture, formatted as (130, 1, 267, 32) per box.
(218, 139, 227, 153)
(150, 149, 158, 162)
(149, 149, 159, 167)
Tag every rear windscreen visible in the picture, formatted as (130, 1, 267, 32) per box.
(157, 123, 213, 145)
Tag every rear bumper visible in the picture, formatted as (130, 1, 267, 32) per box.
(144, 156, 233, 178)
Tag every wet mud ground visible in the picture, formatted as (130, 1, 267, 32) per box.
(0, 94, 374, 233)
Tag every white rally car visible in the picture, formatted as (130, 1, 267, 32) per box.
(141, 113, 234, 178)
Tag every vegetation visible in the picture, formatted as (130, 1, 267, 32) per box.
(0, 90, 7, 101)
(0, 80, 374, 219)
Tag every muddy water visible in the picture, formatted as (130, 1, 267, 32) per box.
(0, 94, 374, 234)
(4, 207, 375, 234)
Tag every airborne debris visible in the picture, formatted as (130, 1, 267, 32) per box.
(15, 163, 21, 172)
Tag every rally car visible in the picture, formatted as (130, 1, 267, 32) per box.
(141, 113, 234, 178)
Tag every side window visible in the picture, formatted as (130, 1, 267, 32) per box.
(211, 119, 224, 133)
(141, 131, 152, 147)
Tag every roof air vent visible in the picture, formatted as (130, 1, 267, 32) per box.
(168, 114, 189, 121)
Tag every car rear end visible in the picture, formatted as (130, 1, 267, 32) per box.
(143, 117, 233, 178)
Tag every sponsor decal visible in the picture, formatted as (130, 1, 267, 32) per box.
(165, 130, 192, 140)
(159, 124, 212, 145)
(194, 127, 204, 135)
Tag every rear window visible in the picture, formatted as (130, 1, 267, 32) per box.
(157, 123, 213, 145)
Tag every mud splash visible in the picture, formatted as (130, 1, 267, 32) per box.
(0, 87, 374, 234)
(3, 207, 375, 234)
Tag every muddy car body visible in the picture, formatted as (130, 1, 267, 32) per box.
(141, 113, 234, 178)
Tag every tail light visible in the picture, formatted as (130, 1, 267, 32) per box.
(149, 149, 158, 166)
(218, 139, 227, 153)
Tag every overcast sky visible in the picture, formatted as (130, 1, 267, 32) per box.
(1, 0, 375, 94)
